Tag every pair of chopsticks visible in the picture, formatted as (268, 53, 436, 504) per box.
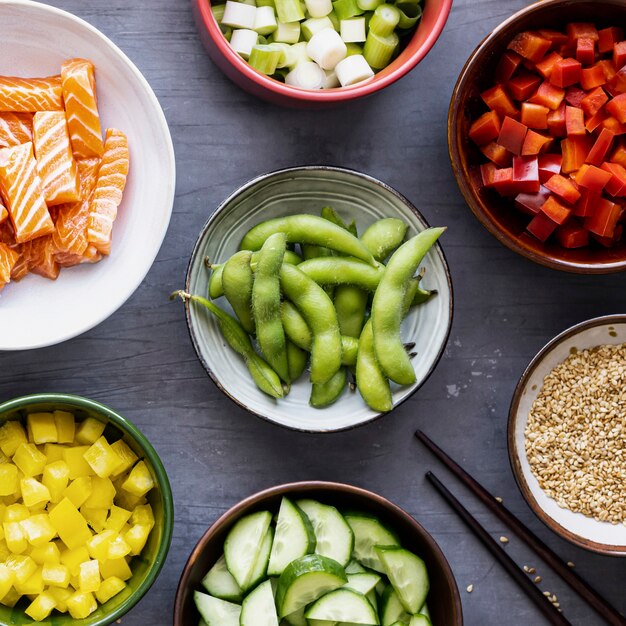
(415, 430, 626, 626)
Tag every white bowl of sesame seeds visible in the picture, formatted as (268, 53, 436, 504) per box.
(508, 314, 626, 556)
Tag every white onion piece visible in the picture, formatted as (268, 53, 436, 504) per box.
(285, 61, 325, 89)
(222, 1, 257, 29)
(323, 69, 340, 88)
(306, 28, 348, 70)
(335, 54, 374, 86)
(229, 29, 259, 59)
(304, 0, 333, 17)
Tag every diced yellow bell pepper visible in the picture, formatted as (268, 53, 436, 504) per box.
(107, 533, 131, 560)
(48, 586, 72, 612)
(99, 558, 132, 581)
(5, 553, 37, 584)
(26, 413, 58, 445)
(60, 546, 90, 576)
(80, 507, 108, 533)
(0, 539, 10, 561)
(86, 529, 115, 562)
(0, 420, 27, 456)
(20, 514, 56, 547)
(78, 559, 100, 593)
(83, 436, 123, 479)
(15, 567, 44, 595)
(25, 591, 57, 621)
(62, 446, 95, 480)
(83, 476, 115, 510)
(121, 461, 154, 497)
(42, 460, 70, 503)
(29, 541, 60, 565)
(43, 443, 67, 463)
(130, 503, 155, 529)
(123, 524, 151, 556)
(4, 503, 29, 522)
(48, 498, 92, 550)
(63, 476, 92, 508)
(13, 443, 47, 477)
(109, 440, 138, 478)
(105, 506, 132, 533)
(66, 590, 97, 619)
(0, 464, 18, 496)
(20, 478, 51, 508)
(4, 521, 27, 553)
(0, 587, 21, 607)
(95, 575, 126, 604)
(0, 563, 15, 601)
(53, 411, 75, 444)
(42, 562, 70, 588)
(115, 491, 147, 512)
(0, 449, 8, 464)
(75, 418, 105, 446)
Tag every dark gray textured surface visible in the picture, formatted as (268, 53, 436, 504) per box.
(2, 0, 626, 624)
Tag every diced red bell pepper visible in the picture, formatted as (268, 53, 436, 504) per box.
(580, 86, 608, 117)
(522, 129, 552, 155)
(586, 127, 615, 166)
(598, 27, 624, 54)
(565, 105, 586, 135)
(527, 210, 559, 241)
(508, 31, 551, 63)
(529, 81, 565, 110)
(602, 116, 626, 135)
(566, 22, 598, 43)
(608, 67, 626, 95)
(538, 153, 562, 182)
(576, 38, 595, 67)
(585, 197, 622, 237)
(558, 43, 577, 59)
(520, 102, 549, 129)
(550, 58, 582, 88)
(576, 163, 613, 192)
(614, 41, 626, 69)
(497, 116, 528, 155)
(481, 164, 518, 196)
(555, 221, 590, 247)
(537, 29, 569, 49)
(545, 173, 581, 204)
(585, 109, 609, 133)
(536, 52, 563, 79)
(606, 92, 626, 123)
(601, 161, 626, 196)
(573, 188, 600, 216)
(496, 51, 523, 83)
(515, 186, 551, 216)
(561, 135, 592, 172)
(481, 85, 518, 118)
(508, 72, 542, 101)
(480, 141, 513, 167)
(565, 86, 586, 108)
(580, 65, 607, 91)
(469, 110, 502, 145)
(512, 155, 540, 193)
(611, 140, 626, 167)
(592, 223, 623, 247)
(547, 103, 567, 136)
(541, 195, 572, 224)
(598, 59, 618, 83)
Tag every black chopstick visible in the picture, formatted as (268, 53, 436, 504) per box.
(426, 471, 572, 626)
(416, 430, 626, 626)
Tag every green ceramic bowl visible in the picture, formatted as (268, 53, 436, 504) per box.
(0, 393, 174, 626)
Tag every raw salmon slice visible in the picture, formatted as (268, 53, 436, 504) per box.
(56, 244, 102, 268)
(87, 129, 129, 254)
(33, 111, 80, 206)
(0, 241, 19, 287)
(0, 142, 54, 243)
(0, 112, 33, 148)
(61, 59, 104, 158)
(53, 157, 100, 256)
(0, 76, 63, 112)
(0, 203, 7, 224)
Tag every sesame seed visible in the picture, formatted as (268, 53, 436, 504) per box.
(466, 584, 473, 593)
(567, 561, 575, 568)
(495, 496, 503, 503)
(499, 536, 509, 544)
(534, 576, 542, 583)
(523, 565, 530, 573)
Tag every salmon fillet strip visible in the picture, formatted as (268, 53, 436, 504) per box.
(0, 241, 19, 285)
(0, 76, 63, 112)
(0, 112, 33, 148)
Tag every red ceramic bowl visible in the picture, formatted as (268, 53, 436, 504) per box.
(192, 0, 453, 107)
(448, 0, 626, 273)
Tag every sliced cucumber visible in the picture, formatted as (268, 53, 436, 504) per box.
(344, 513, 399, 572)
(305, 588, 380, 624)
(366, 588, 377, 612)
(297, 499, 354, 567)
(344, 572, 381, 596)
(345, 560, 367, 574)
(308, 621, 337, 626)
(240, 579, 279, 626)
(268, 497, 316, 576)
(375, 577, 387, 597)
(201, 554, 242, 602)
(375, 547, 429, 615)
(409, 616, 432, 626)
(224, 510, 272, 590)
(419, 604, 430, 618)
(193, 591, 241, 626)
(248, 526, 274, 590)
(379, 586, 410, 626)
(199, 620, 208, 626)
(275, 554, 347, 618)
(282, 607, 307, 626)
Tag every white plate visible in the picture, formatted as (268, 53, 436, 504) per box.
(185, 167, 453, 433)
(509, 315, 626, 555)
(0, 0, 175, 350)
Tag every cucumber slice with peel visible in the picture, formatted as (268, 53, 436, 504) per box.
(283, 608, 307, 626)
(345, 559, 367, 574)
(224, 510, 272, 590)
(276, 554, 347, 618)
(366, 588, 377, 612)
(193, 591, 241, 626)
(240, 579, 279, 626)
(409, 616, 432, 626)
(268, 497, 316, 576)
(419, 604, 430, 618)
(297, 499, 354, 567)
(375, 547, 429, 614)
(305, 588, 380, 624)
(248, 526, 274, 590)
(201, 555, 242, 602)
(344, 513, 399, 572)
(344, 572, 381, 596)
(380, 586, 410, 626)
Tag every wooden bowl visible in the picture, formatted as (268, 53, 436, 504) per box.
(448, 0, 626, 273)
(173, 481, 463, 625)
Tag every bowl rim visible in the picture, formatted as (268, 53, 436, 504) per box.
(447, 0, 626, 275)
(183, 164, 454, 433)
(0, 0, 176, 350)
(193, 0, 453, 103)
(172, 480, 464, 625)
(507, 314, 626, 556)
(0, 392, 176, 623)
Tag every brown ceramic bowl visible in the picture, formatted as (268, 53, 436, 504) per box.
(448, 0, 626, 274)
(173, 481, 463, 625)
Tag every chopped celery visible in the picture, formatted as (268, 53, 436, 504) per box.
(340, 17, 366, 42)
(275, 0, 306, 22)
(302, 16, 335, 39)
(249, 44, 283, 73)
(332, 0, 362, 20)
(273, 20, 301, 42)
(363, 28, 397, 68)
(369, 3, 400, 36)
(396, 2, 421, 29)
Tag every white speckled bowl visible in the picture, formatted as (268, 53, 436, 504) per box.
(185, 166, 453, 432)
(509, 314, 626, 555)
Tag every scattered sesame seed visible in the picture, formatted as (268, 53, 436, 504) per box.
(466, 584, 473, 593)
(534, 576, 542, 583)
(543, 591, 551, 597)
(567, 561, 575, 568)
(495, 496, 503, 503)
(528, 567, 536, 574)
(523, 565, 530, 573)
(499, 536, 509, 544)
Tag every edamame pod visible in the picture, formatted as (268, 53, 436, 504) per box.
(222, 250, 255, 334)
(287, 340, 308, 382)
(320, 206, 357, 236)
(371, 227, 445, 385)
(297, 257, 384, 290)
(279, 264, 342, 384)
(334, 287, 368, 337)
(240, 215, 376, 265)
(360, 217, 408, 262)
(253, 233, 290, 383)
(310, 367, 347, 408)
(356, 319, 392, 412)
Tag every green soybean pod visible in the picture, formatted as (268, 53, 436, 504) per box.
(287, 340, 308, 382)
(252, 233, 290, 383)
(334, 287, 368, 337)
(297, 257, 384, 290)
(371, 227, 445, 385)
(222, 250, 255, 334)
(310, 368, 348, 408)
(356, 319, 392, 412)
(320, 206, 358, 236)
(360, 217, 408, 262)
(279, 264, 342, 384)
